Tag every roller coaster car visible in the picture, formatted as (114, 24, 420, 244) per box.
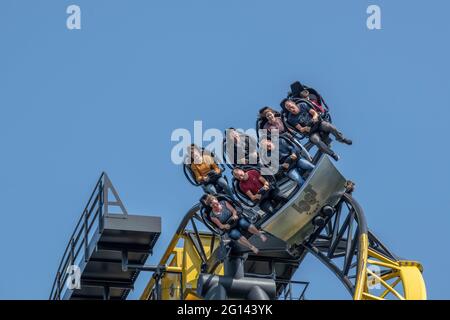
(199, 194, 254, 236)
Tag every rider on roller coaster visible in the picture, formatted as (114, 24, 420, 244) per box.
(283, 98, 352, 161)
(224, 128, 259, 166)
(204, 194, 267, 254)
(233, 167, 287, 214)
(188, 144, 235, 199)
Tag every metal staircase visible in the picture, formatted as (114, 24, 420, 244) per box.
(49, 173, 161, 300)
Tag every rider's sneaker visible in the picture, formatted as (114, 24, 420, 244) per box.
(343, 138, 352, 145)
(338, 137, 352, 145)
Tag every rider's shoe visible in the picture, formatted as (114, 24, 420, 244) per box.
(338, 137, 352, 145)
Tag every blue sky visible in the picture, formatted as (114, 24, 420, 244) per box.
(1, 0, 449, 299)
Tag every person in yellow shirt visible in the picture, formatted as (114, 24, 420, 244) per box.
(187, 144, 234, 198)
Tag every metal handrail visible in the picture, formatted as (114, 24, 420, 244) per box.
(277, 279, 309, 300)
(49, 172, 109, 300)
(55, 206, 102, 297)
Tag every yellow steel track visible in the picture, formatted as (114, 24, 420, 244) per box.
(140, 205, 223, 300)
(355, 237, 426, 300)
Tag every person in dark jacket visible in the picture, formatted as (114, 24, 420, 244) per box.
(283, 99, 352, 161)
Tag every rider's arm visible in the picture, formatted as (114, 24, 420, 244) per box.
(286, 126, 296, 135)
(210, 216, 227, 230)
(259, 176, 270, 188)
(309, 108, 319, 121)
(288, 144, 298, 160)
(245, 190, 259, 202)
(208, 156, 221, 174)
(295, 123, 307, 132)
(225, 201, 239, 218)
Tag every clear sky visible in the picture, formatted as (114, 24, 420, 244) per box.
(1, 0, 449, 299)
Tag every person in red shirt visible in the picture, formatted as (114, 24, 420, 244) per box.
(232, 168, 286, 214)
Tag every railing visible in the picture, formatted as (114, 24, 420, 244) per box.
(49, 172, 127, 300)
(243, 272, 310, 300)
(278, 280, 309, 300)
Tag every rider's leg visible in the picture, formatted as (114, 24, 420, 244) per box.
(229, 228, 258, 254)
(287, 169, 305, 186)
(237, 236, 259, 254)
(216, 177, 236, 200)
(269, 186, 288, 204)
(310, 132, 339, 161)
(202, 183, 217, 194)
(297, 158, 315, 171)
(309, 133, 334, 156)
(240, 218, 267, 242)
(295, 158, 315, 183)
(259, 198, 274, 214)
(320, 121, 352, 145)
